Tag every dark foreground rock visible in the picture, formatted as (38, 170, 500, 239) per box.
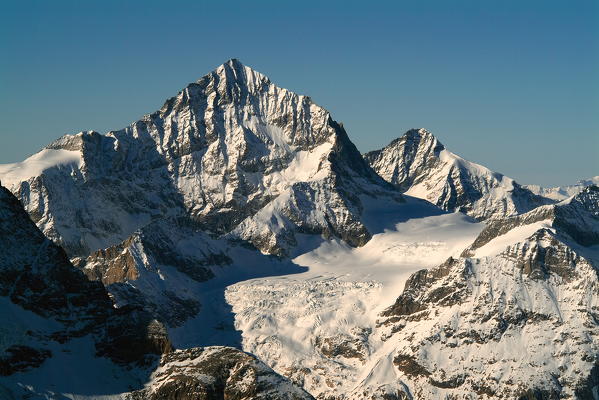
(126, 346, 315, 400)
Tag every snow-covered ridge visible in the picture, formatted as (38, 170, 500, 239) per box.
(364, 128, 553, 220)
(466, 185, 599, 257)
(525, 176, 599, 201)
(0, 149, 82, 187)
(472, 219, 553, 258)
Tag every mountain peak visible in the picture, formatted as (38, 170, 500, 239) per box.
(380, 128, 443, 153)
(1, 60, 401, 258)
(216, 58, 246, 75)
(405, 127, 442, 145)
(404, 128, 434, 139)
(365, 128, 552, 220)
(225, 57, 243, 67)
(205, 58, 270, 92)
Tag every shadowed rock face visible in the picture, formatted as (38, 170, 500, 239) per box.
(0, 185, 315, 398)
(0, 185, 171, 374)
(364, 128, 552, 221)
(72, 217, 233, 328)
(0, 345, 51, 376)
(379, 186, 599, 399)
(126, 346, 315, 400)
(3, 59, 401, 259)
(78, 217, 226, 287)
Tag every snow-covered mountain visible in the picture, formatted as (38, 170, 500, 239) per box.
(0, 59, 406, 334)
(1, 59, 597, 400)
(0, 183, 313, 399)
(378, 185, 599, 398)
(0, 59, 398, 259)
(525, 175, 599, 201)
(364, 128, 552, 220)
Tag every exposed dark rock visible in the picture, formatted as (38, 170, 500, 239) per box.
(314, 330, 370, 362)
(125, 346, 315, 400)
(394, 354, 431, 377)
(382, 257, 464, 317)
(0, 345, 51, 376)
(0, 185, 171, 375)
(517, 388, 561, 400)
(429, 374, 466, 389)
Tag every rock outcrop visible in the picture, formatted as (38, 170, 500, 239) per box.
(126, 346, 315, 400)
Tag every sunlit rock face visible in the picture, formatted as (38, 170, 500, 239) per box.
(2, 59, 400, 259)
(365, 128, 552, 221)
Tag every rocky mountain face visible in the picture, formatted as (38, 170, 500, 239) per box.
(2, 59, 398, 260)
(0, 59, 404, 332)
(0, 184, 169, 384)
(1, 59, 597, 400)
(72, 217, 229, 328)
(364, 128, 552, 220)
(126, 347, 314, 400)
(378, 185, 599, 398)
(0, 184, 313, 398)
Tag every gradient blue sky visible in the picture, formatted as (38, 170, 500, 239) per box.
(1, 0, 597, 186)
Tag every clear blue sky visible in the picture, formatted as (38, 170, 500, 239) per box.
(1, 0, 597, 186)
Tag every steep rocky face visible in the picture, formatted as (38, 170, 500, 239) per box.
(0, 183, 315, 399)
(364, 128, 551, 220)
(0, 59, 399, 258)
(0, 184, 171, 376)
(80, 217, 227, 286)
(126, 346, 315, 400)
(73, 217, 232, 327)
(378, 186, 599, 398)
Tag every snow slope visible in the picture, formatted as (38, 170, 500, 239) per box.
(0, 149, 82, 186)
(226, 197, 483, 399)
